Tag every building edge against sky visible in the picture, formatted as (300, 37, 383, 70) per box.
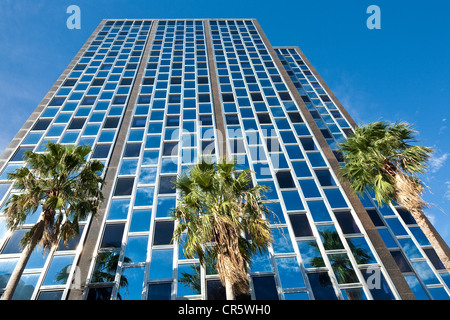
(0, 18, 449, 300)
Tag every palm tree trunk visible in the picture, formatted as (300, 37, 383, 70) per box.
(1, 219, 45, 300)
(224, 277, 235, 300)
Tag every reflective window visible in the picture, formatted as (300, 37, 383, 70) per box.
(134, 186, 154, 207)
(118, 267, 145, 300)
(153, 221, 174, 245)
(149, 249, 173, 279)
(307, 272, 337, 300)
(252, 276, 279, 300)
(207, 280, 226, 300)
(42, 255, 75, 286)
(361, 268, 395, 300)
(107, 198, 130, 220)
(12, 274, 40, 300)
(0, 258, 18, 289)
(114, 178, 135, 196)
(129, 210, 151, 232)
(289, 214, 313, 237)
(156, 197, 176, 218)
(101, 223, 125, 248)
(335, 211, 360, 234)
(275, 257, 304, 289)
(124, 236, 148, 263)
(91, 251, 120, 283)
(307, 200, 331, 222)
(177, 264, 201, 296)
(87, 286, 113, 300)
(147, 283, 172, 300)
(297, 240, 324, 268)
(271, 227, 294, 253)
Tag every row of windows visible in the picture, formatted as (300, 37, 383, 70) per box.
(276, 49, 450, 299)
(86, 20, 222, 300)
(208, 20, 396, 300)
(0, 20, 153, 300)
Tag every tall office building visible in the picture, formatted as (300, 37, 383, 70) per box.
(0, 19, 449, 301)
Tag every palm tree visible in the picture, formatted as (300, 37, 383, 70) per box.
(172, 157, 272, 300)
(338, 121, 450, 270)
(1, 142, 104, 300)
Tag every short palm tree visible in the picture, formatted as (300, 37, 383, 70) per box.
(172, 157, 272, 300)
(1, 142, 104, 300)
(338, 121, 450, 270)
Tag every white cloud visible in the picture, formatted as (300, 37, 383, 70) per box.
(445, 181, 450, 201)
(429, 153, 449, 173)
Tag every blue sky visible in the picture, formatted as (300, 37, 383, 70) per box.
(0, 0, 449, 243)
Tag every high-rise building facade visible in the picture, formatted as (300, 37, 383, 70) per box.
(0, 19, 449, 301)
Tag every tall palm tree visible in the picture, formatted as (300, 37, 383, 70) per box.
(1, 142, 104, 300)
(338, 121, 450, 270)
(172, 157, 272, 300)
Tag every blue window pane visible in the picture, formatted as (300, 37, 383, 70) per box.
(107, 198, 130, 220)
(177, 264, 201, 296)
(118, 267, 145, 300)
(61, 131, 80, 144)
(346, 237, 377, 264)
(285, 145, 303, 160)
(275, 257, 305, 289)
(385, 218, 408, 236)
(324, 189, 347, 208)
(316, 225, 344, 250)
(12, 274, 40, 300)
(253, 163, 272, 180)
(299, 180, 321, 198)
(23, 132, 43, 145)
(428, 287, 450, 300)
(404, 275, 430, 300)
(259, 181, 277, 200)
(412, 261, 440, 285)
(46, 125, 65, 137)
(307, 200, 331, 222)
(43, 255, 75, 285)
(139, 167, 157, 185)
(361, 268, 395, 300)
(129, 210, 151, 233)
(119, 159, 139, 175)
(409, 226, 430, 246)
(250, 251, 273, 273)
(161, 158, 178, 173)
(145, 135, 161, 149)
(307, 152, 326, 167)
(297, 240, 325, 268)
(0, 258, 19, 289)
(292, 161, 312, 178)
(271, 227, 294, 253)
(142, 150, 159, 165)
(147, 283, 172, 300)
(135, 187, 155, 207)
(156, 197, 176, 218)
(398, 238, 422, 259)
(124, 236, 148, 263)
(307, 272, 338, 300)
(282, 190, 303, 211)
(378, 229, 398, 249)
(149, 249, 173, 279)
(264, 202, 285, 224)
(252, 276, 279, 300)
(84, 124, 100, 136)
